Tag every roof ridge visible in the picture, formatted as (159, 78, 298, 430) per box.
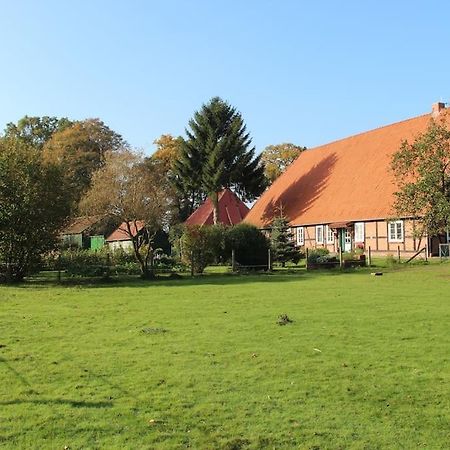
(310, 112, 430, 151)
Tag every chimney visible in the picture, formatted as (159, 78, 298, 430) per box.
(432, 101, 446, 117)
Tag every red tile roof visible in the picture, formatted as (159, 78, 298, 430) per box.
(185, 189, 249, 226)
(106, 221, 145, 242)
(245, 108, 450, 228)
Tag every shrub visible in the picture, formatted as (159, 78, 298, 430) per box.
(385, 253, 398, 267)
(56, 249, 110, 277)
(307, 248, 330, 264)
(342, 251, 355, 261)
(180, 224, 226, 274)
(224, 223, 269, 269)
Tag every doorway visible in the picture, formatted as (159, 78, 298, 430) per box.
(339, 228, 352, 252)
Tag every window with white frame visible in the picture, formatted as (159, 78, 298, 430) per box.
(316, 225, 324, 244)
(354, 222, 365, 243)
(296, 226, 304, 245)
(326, 225, 334, 244)
(388, 220, 404, 242)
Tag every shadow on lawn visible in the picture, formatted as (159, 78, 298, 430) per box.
(0, 356, 32, 387)
(12, 265, 394, 289)
(0, 357, 112, 409)
(0, 398, 112, 408)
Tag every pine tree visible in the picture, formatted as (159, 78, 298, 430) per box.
(270, 215, 300, 267)
(173, 97, 266, 224)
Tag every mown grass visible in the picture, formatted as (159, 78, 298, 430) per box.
(0, 264, 449, 449)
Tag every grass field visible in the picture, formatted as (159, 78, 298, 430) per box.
(1, 264, 449, 449)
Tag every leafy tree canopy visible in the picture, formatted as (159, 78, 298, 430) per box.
(3, 115, 72, 149)
(391, 114, 450, 236)
(224, 223, 269, 268)
(42, 118, 127, 205)
(80, 149, 172, 278)
(147, 134, 190, 223)
(0, 138, 70, 282)
(260, 142, 306, 184)
(150, 134, 184, 172)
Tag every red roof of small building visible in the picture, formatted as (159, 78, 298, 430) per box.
(106, 221, 145, 242)
(185, 189, 249, 226)
(245, 105, 450, 228)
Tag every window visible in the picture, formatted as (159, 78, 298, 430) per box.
(354, 222, 365, 243)
(388, 220, 404, 242)
(316, 225, 324, 244)
(296, 227, 304, 245)
(326, 225, 334, 244)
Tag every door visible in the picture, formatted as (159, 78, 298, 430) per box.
(344, 229, 352, 252)
(339, 228, 352, 252)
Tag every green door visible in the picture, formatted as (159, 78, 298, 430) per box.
(90, 235, 105, 251)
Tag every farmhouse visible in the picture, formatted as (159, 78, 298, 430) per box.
(245, 103, 450, 256)
(185, 188, 249, 226)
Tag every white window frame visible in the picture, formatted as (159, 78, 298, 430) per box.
(326, 225, 334, 244)
(296, 226, 304, 246)
(316, 225, 324, 244)
(388, 220, 404, 242)
(354, 222, 365, 243)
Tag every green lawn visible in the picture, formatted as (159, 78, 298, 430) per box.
(1, 265, 449, 449)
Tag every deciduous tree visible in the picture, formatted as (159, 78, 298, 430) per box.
(3, 115, 72, 150)
(148, 134, 191, 222)
(260, 142, 306, 184)
(391, 114, 450, 236)
(80, 149, 171, 278)
(43, 118, 127, 205)
(0, 138, 70, 282)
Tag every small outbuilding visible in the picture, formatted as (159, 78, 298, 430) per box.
(61, 215, 115, 250)
(106, 221, 144, 252)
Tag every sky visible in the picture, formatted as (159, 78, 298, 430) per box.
(1, 0, 450, 155)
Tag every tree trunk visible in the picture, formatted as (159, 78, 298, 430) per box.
(211, 192, 219, 225)
(126, 221, 153, 280)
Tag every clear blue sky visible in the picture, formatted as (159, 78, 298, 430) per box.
(1, 0, 449, 154)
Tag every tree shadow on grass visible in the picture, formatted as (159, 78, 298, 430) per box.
(13, 265, 392, 290)
(0, 357, 112, 409)
(0, 398, 112, 408)
(0, 356, 31, 387)
(17, 272, 310, 289)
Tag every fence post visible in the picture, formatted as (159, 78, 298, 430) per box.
(339, 247, 343, 269)
(397, 245, 401, 263)
(190, 250, 194, 277)
(305, 247, 309, 270)
(57, 252, 62, 283)
(268, 248, 272, 271)
(368, 246, 372, 267)
(105, 252, 111, 280)
(231, 249, 236, 272)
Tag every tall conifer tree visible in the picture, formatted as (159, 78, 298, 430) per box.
(173, 97, 266, 223)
